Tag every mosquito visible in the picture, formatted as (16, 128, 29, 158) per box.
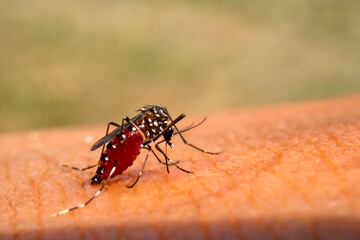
(52, 105, 220, 216)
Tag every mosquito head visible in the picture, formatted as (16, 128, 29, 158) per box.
(163, 128, 174, 142)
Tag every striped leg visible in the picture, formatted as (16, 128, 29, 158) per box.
(126, 148, 151, 188)
(152, 143, 193, 174)
(51, 162, 118, 216)
(62, 122, 120, 172)
(164, 110, 222, 155)
(62, 164, 97, 171)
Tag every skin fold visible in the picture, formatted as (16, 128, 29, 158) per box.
(0, 95, 359, 240)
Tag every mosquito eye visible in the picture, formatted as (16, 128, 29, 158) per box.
(164, 128, 174, 141)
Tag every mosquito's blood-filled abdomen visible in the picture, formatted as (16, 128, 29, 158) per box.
(91, 129, 143, 184)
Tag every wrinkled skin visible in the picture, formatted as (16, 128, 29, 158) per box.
(0, 95, 360, 240)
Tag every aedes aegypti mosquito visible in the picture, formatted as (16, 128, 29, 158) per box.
(52, 105, 220, 216)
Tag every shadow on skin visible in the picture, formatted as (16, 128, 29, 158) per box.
(4, 217, 360, 240)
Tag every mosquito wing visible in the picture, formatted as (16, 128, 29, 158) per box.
(90, 124, 126, 151)
(90, 112, 145, 151)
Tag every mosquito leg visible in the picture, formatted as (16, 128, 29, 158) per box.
(63, 122, 121, 172)
(150, 114, 186, 143)
(52, 121, 124, 216)
(161, 142, 169, 173)
(165, 110, 221, 155)
(123, 117, 146, 141)
(143, 145, 179, 166)
(100, 122, 121, 157)
(51, 161, 118, 216)
(153, 143, 193, 174)
(62, 164, 98, 171)
(127, 148, 151, 188)
(122, 116, 169, 187)
(156, 117, 208, 145)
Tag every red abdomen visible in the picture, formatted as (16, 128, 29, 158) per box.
(92, 129, 143, 184)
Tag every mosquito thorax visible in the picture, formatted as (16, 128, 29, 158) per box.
(134, 105, 170, 141)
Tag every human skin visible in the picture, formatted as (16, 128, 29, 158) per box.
(0, 95, 360, 240)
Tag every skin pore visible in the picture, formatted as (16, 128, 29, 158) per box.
(0, 95, 359, 239)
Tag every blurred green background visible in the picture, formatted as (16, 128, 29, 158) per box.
(1, 0, 359, 133)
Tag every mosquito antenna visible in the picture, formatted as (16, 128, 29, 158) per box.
(156, 117, 207, 145)
(178, 117, 207, 134)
